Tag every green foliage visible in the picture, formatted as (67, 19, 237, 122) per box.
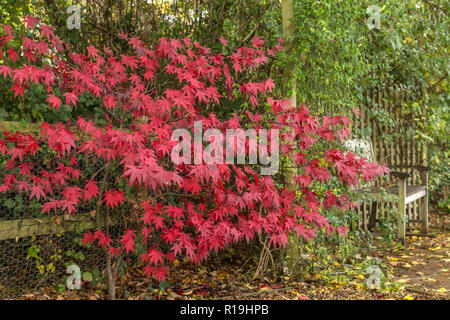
(438, 198, 450, 214)
(26, 241, 62, 276)
(82, 271, 93, 282)
(0, 0, 31, 27)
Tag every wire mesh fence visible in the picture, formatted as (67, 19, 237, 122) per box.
(0, 133, 130, 299)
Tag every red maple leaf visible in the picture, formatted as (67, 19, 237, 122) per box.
(64, 92, 79, 107)
(30, 184, 45, 201)
(219, 37, 229, 47)
(97, 233, 112, 249)
(142, 248, 165, 266)
(252, 36, 264, 48)
(0, 65, 12, 79)
(103, 189, 125, 208)
(83, 180, 99, 203)
(120, 229, 136, 254)
(40, 25, 55, 40)
(108, 247, 121, 258)
(81, 231, 95, 246)
(23, 16, 39, 29)
(11, 83, 25, 98)
(46, 94, 62, 110)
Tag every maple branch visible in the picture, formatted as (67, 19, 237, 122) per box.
(89, 163, 107, 182)
(255, 233, 275, 279)
(238, 23, 260, 48)
(167, 112, 194, 123)
(155, 191, 208, 199)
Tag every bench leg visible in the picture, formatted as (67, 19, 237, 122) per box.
(368, 201, 377, 231)
(398, 178, 407, 245)
(421, 172, 429, 234)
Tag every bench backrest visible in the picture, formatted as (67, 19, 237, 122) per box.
(343, 138, 375, 162)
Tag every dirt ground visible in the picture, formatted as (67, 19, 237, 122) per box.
(374, 214, 449, 299)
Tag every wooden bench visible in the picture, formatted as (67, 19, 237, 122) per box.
(344, 139, 430, 244)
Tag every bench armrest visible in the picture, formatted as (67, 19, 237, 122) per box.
(390, 164, 431, 172)
(390, 171, 412, 179)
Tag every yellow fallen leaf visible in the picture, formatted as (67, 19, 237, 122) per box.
(389, 257, 399, 261)
(259, 286, 269, 292)
(436, 288, 447, 293)
(182, 289, 193, 295)
(403, 295, 415, 300)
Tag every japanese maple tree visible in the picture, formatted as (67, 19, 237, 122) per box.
(0, 17, 388, 287)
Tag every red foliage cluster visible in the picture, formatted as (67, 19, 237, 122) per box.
(0, 17, 388, 281)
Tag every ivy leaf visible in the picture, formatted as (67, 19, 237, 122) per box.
(82, 272, 93, 282)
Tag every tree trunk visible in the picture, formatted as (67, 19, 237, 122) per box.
(106, 242, 116, 299)
(281, 0, 301, 275)
(281, 0, 296, 108)
(96, 163, 116, 299)
(105, 207, 116, 300)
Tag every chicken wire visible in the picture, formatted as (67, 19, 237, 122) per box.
(0, 143, 130, 299)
